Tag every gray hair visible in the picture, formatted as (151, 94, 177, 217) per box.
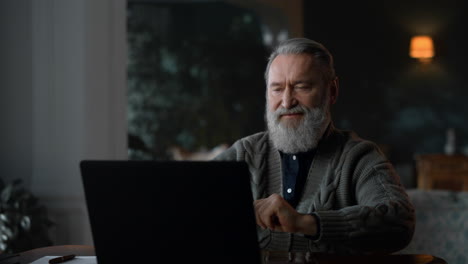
(264, 38, 336, 84)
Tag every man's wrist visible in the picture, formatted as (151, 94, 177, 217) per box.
(305, 213, 321, 240)
(295, 213, 321, 240)
(295, 213, 318, 236)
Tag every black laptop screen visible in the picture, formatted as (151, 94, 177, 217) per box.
(80, 160, 261, 264)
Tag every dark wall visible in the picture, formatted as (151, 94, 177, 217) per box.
(304, 0, 468, 186)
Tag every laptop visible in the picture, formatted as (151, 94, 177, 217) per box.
(80, 160, 261, 264)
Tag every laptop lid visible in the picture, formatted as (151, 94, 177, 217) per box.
(80, 160, 261, 264)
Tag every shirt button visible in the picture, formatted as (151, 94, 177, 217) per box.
(292, 155, 296, 160)
(287, 188, 292, 193)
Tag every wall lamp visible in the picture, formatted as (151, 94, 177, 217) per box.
(409, 35, 435, 63)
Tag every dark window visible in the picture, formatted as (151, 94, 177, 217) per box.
(127, 1, 269, 160)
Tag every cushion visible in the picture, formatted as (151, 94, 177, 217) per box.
(397, 189, 468, 264)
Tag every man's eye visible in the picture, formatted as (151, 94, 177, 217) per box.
(271, 88, 282, 93)
(295, 85, 310, 90)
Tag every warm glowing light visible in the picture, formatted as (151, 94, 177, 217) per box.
(410, 36, 434, 62)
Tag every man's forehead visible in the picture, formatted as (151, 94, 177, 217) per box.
(268, 54, 323, 81)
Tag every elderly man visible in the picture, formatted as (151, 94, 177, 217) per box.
(215, 38, 414, 254)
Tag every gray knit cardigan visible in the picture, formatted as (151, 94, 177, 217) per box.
(214, 126, 415, 254)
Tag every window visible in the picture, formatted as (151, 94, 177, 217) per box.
(127, 1, 269, 160)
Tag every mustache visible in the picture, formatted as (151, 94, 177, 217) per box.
(273, 105, 308, 117)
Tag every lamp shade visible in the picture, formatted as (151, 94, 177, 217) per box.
(410, 36, 434, 60)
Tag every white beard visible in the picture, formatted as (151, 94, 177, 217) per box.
(266, 100, 330, 154)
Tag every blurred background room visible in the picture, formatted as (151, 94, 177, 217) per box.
(1, 0, 467, 263)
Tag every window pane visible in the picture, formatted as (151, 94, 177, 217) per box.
(127, 1, 268, 160)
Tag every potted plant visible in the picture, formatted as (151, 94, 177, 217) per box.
(0, 178, 53, 254)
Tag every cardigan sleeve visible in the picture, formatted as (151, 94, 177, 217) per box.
(314, 142, 415, 254)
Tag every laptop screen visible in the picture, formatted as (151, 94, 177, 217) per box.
(80, 160, 261, 264)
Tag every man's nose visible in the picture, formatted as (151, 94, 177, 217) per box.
(281, 87, 297, 109)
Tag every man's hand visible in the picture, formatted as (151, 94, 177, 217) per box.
(254, 194, 318, 236)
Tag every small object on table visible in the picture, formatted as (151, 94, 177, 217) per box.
(48, 254, 76, 264)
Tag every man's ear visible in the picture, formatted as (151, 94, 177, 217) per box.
(329, 77, 339, 105)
